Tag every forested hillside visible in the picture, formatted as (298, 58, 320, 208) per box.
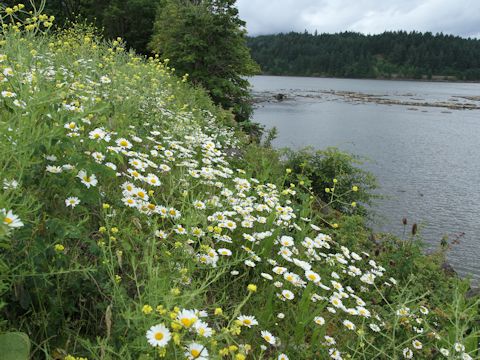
(247, 31, 480, 80)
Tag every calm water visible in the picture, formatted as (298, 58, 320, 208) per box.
(251, 75, 480, 282)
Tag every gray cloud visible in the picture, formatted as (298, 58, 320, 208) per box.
(236, 0, 480, 38)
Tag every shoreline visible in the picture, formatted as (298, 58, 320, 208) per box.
(254, 73, 480, 84)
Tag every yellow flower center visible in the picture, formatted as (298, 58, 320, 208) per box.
(308, 274, 316, 280)
(120, 140, 128, 147)
(4, 217, 13, 224)
(191, 349, 200, 358)
(154, 332, 164, 341)
(181, 318, 194, 327)
(243, 319, 251, 325)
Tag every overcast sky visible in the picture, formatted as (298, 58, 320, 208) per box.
(236, 0, 480, 38)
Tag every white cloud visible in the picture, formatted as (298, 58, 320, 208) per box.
(237, 0, 480, 38)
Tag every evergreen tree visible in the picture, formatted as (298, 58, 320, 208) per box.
(149, 0, 260, 122)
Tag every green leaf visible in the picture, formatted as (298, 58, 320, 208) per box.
(0, 332, 31, 360)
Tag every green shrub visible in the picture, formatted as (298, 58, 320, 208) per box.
(285, 147, 378, 216)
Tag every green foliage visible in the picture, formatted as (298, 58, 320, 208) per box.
(248, 31, 480, 80)
(0, 332, 30, 360)
(284, 147, 378, 215)
(149, 0, 260, 123)
(18, 0, 158, 54)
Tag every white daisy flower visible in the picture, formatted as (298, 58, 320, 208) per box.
(185, 343, 209, 360)
(116, 138, 132, 149)
(177, 309, 198, 328)
(65, 197, 80, 208)
(146, 323, 171, 347)
(1, 209, 24, 228)
(237, 315, 258, 328)
(77, 170, 98, 188)
(261, 330, 276, 345)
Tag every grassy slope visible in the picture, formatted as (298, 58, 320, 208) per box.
(0, 26, 479, 360)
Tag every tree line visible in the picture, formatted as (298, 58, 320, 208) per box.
(247, 31, 480, 80)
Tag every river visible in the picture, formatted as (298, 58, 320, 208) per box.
(250, 75, 480, 283)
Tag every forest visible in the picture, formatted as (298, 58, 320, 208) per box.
(247, 31, 480, 80)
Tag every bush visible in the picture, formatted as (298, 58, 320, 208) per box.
(284, 147, 378, 216)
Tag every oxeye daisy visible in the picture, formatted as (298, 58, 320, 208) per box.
(146, 323, 171, 347)
(222, 220, 237, 231)
(261, 273, 273, 280)
(237, 315, 258, 328)
(402, 348, 413, 359)
(168, 208, 181, 219)
(145, 173, 160, 186)
(2, 90, 16, 98)
(177, 309, 198, 328)
(193, 200, 206, 209)
(3, 67, 13, 76)
(261, 330, 276, 345)
(281, 289, 295, 300)
(46, 165, 63, 173)
(65, 197, 80, 208)
(343, 320, 356, 331)
(412, 340, 422, 349)
(185, 343, 209, 360)
(116, 138, 132, 149)
(313, 316, 325, 325)
(439, 348, 449, 356)
(64, 122, 78, 131)
(305, 270, 321, 283)
(1, 209, 23, 228)
(77, 170, 98, 188)
(193, 320, 213, 337)
(217, 248, 232, 256)
(278, 354, 289, 360)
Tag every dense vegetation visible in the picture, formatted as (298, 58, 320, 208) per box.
(149, 0, 259, 123)
(247, 31, 480, 80)
(0, 0, 258, 124)
(1, 0, 158, 53)
(0, 3, 479, 360)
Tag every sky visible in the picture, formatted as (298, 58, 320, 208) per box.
(236, 0, 480, 38)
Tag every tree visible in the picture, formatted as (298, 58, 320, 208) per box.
(149, 0, 260, 123)
(101, 0, 158, 53)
